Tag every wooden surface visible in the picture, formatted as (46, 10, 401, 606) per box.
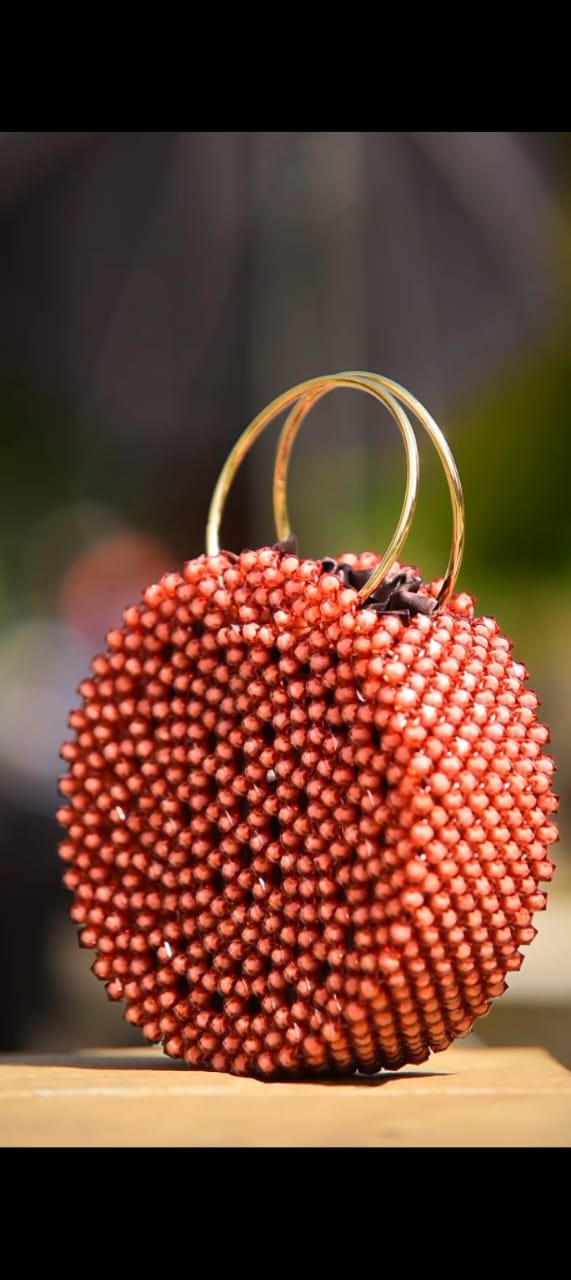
(1, 1045, 570, 1146)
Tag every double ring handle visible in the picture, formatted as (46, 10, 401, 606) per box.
(206, 371, 464, 609)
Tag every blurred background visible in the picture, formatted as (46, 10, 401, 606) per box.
(0, 130, 569, 1064)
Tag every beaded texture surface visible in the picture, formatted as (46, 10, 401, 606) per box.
(57, 547, 559, 1077)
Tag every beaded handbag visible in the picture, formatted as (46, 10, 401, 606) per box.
(57, 373, 558, 1077)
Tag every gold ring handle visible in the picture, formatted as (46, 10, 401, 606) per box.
(206, 374, 420, 595)
(273, 370, 465, 607)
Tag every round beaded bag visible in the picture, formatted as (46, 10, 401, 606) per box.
(57, 373, 559, 1077)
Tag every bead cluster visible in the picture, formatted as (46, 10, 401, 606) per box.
(58, 547, 558, 1076)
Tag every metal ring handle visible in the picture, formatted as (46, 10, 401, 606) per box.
(206, 374, 420, 592)
(273, 370, 465, 607)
